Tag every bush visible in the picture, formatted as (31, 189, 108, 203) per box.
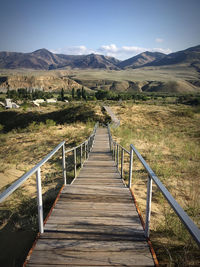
(0, 124, 4, 132)
(45, 119, 56, 128)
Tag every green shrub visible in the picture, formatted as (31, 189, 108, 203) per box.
(0, 124, 4, 132)
(45, 119, 56, 128)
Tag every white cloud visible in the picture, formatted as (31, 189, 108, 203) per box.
(100, 44, 118, 52)
(155, 38, 164, 43)
(51, 44, 172, 60)
(151, 47, 172, 54)
(50, 46, 96, 55)
(98, 44, 171, 59)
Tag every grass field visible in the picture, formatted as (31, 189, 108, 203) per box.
(68, 64, 199, 82)
(0, 99, 200, 266)
(0, 102, 106, 267)
(110, 101, 200, 266)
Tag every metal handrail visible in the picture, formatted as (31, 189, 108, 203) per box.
(107, 124, 200, 247)
(0, 141, 65, 203)
(0, 122, 99, 233)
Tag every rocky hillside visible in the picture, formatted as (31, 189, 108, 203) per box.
(146, 45, 200, 67)
(117, 51, 166, 69)
(0, 49, 120, 70)
(0, 74, 84, 92)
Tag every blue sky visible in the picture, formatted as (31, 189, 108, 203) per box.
(1, 0, 200, 59)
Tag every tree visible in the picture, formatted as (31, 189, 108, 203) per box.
(61, 88, 64, 101)
(81, 87, 87, 100)
(6, 88, 10, 98)
(72, 88, 75, 99)
(77, 89, 81, 100)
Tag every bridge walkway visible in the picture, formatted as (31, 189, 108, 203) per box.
(26, 127, 155, 266)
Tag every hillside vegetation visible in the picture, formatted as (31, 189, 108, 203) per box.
(0, 103, 106, 267)
(1, 63, 199, 94)
(110, 102, 200, 266)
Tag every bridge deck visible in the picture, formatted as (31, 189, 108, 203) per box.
(26, 127, 155, 266)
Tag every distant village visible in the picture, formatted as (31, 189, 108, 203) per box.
(0, 98, 68, 109)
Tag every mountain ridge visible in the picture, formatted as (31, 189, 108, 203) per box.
(0, 45, 200, 70)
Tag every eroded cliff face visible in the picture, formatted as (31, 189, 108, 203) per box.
(0, 75, 83, 92)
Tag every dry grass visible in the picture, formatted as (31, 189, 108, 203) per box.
(111, 102, 200, 266)
(0, 103, 104, 267)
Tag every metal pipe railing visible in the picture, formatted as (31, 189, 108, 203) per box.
(0, 122, 99, 233)
(107, 124, 200, 247)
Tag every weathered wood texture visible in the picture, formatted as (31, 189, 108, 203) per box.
(26, 127, 155, 266)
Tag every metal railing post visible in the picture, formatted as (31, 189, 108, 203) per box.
(86, 141, 89, 159)
(128, 146, 133, 188)
(85, 142, 87, 160)
(145, 175, 152, 238)
(108, 125, 111, 151)
(36, 167, 44, 233)
(114, 143, 116, 163)
(62, 143, 66, 185)
(121, 148, 124, 179)
(117, 144, 119, 170)
(74, 148, 77, 178)
(80, 144, 83, 168)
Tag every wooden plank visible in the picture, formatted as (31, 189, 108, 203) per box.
(46, 216, 142, 226)
(44, 223, 144, 234)
(28, 250, 154, 266)
(72, 181, 124, 188)
(40, 232, 146, 241)
(50, 209, 138, 218)
(79, 167, 118, 173)
(62, 185, 130, 195)
(27, 264, 154, 267)
(73, 179, 123, 185)
(34, 239, 149, 251)
(84, 161, 116, 166)
(59, 194, 133, 203)
(54, 202, 136, 210)
(77, 173, 121, 178)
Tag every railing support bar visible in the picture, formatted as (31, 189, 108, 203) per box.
(117, 144, 119, 170)
(74, 148, 77, 178)
(62, 144, 66, 185)
(84, 142, 87, 160)
(128, 146, 133, 188)
(112, 142, 115, 159)
(36, 167, 44, 233)
(121, 148, 124, 178)
(80, 144, 83, 168)
(145, 175, 152, 238)
(86, 141, 89, 159)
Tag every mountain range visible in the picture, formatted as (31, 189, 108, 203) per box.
(0, 45, 200, 70)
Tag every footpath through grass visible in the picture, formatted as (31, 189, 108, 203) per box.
(0, 102, 106, 267)
(110, 101, 200, 266)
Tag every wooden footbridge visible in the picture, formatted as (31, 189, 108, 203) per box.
(25, 127, 156, 266)
(1, 118, 200, 266)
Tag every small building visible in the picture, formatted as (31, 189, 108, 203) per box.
(5, 98, 20, 109)
(32, 101, 40, 107)
(0, 101, 5, 107)
(34, 99, 45, 104)
(32, 99, 45, 107)
(46, 98, 57, 103)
